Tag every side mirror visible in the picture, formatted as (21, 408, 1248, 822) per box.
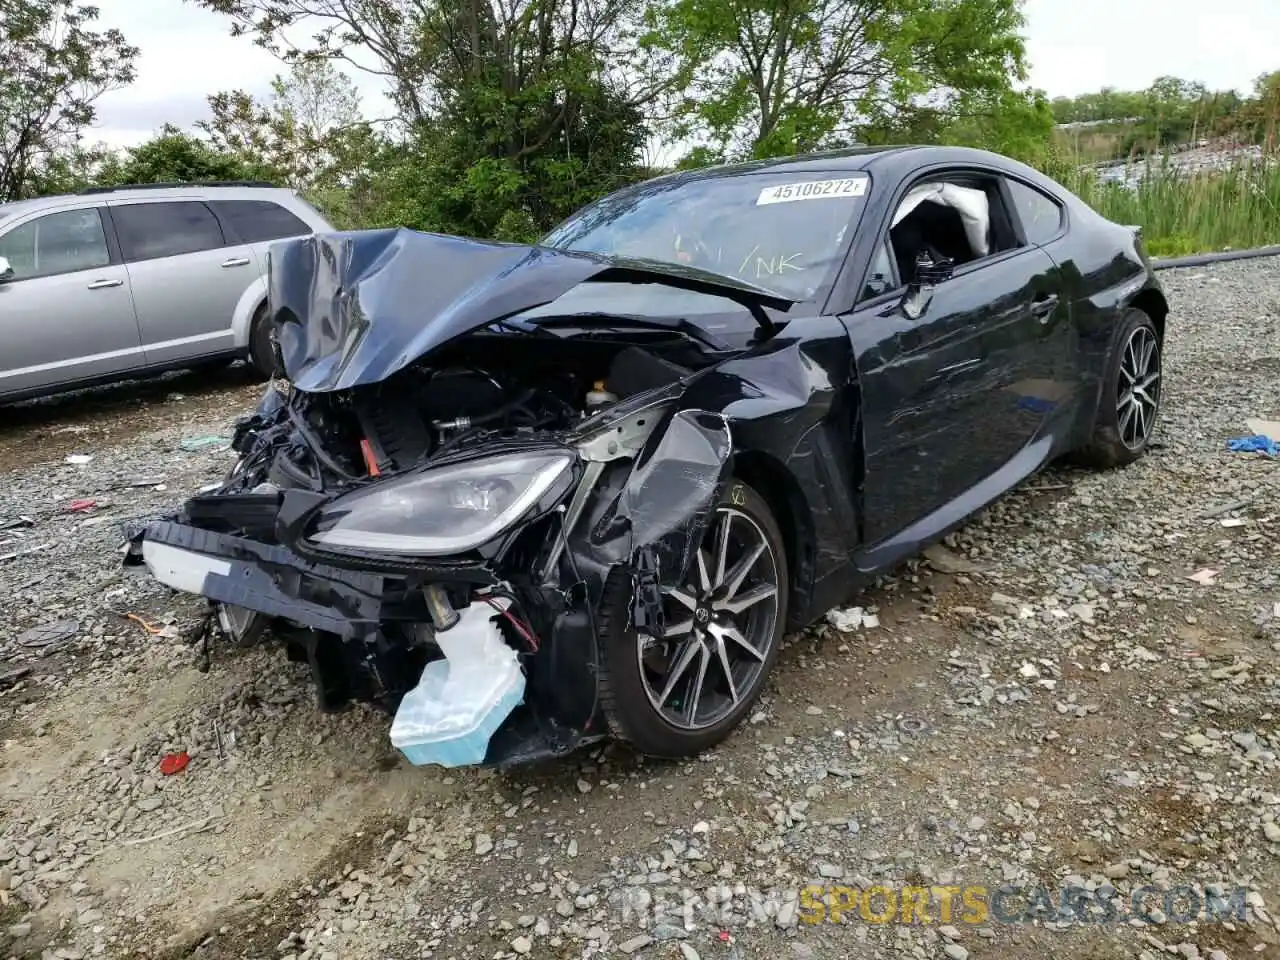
(915, 251, 954, 286)
(0, 256, 13, 283)
(900, 251, 954, 320)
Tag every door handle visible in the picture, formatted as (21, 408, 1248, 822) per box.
(221, 257, 251, 268)
(87, 278, 123, 290)
(1030, 293, 1059, 322)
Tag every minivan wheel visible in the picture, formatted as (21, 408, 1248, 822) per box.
(248, 304, 279, 379)
(597, 481, 788, 758)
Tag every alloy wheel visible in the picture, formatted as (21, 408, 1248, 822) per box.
(638, 507, 780, 731)
(1116, 325, 1161, 450)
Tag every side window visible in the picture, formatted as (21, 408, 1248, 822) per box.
(1006, 180, 1064, 245)
(860, 241, 897, 301)
(112, 201, 225, 262)
(0, 208, 110, 280)
(211, 199, 311, 243)
(887, 174, 1021, 283)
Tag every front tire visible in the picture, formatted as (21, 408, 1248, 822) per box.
(1075, 307, 1162, 469)
(597, 481, 788, 758)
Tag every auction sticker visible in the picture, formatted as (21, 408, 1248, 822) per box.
(757, 176, 868, 205)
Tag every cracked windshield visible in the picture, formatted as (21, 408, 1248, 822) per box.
(543, 173, 870, 299)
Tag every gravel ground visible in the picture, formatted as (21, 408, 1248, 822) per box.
(1, 260, 1278, 960)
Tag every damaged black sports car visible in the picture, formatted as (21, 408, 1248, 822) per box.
(127, 145, 1169, 767)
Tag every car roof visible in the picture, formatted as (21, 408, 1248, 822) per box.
(640, 146, 919, 186)
(610, 145, 1049, 196)
(0, 182, 302, 219)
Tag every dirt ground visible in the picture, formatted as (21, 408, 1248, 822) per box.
(2, 262, 1279, 960)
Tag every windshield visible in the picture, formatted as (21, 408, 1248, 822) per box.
(542, 171, 870, 300)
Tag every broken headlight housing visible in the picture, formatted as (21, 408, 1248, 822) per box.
(307, 450, 574, 556)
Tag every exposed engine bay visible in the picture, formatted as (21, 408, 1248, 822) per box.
(126, 227, 798, 768)
(232, 331, 711, 493)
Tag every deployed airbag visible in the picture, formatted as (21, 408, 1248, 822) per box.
(892, 183, 991, 258)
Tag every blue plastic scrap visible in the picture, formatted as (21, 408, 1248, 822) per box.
(1226, 434, 1280, 457)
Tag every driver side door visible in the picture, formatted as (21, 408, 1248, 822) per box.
(841, 173, 1067, 554)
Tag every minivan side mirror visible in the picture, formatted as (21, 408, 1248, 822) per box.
(0, 256, 13, 282)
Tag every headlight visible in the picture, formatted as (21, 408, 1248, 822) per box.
(308, 450, 574, 556)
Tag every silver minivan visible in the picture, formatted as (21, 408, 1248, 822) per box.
(0, 181, 333, 402)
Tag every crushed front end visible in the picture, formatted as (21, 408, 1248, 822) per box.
(123, 229, 786, 767)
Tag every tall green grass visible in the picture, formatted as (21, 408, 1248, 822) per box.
(1052, 155, 1280, 257)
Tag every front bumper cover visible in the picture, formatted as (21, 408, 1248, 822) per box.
(124, 404, 737, 766)
(137, 521, 390, 639)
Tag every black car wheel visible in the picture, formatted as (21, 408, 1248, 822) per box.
(248, 303, 280, 379)
(597, 481, 788, 757)
(1076, 308, 1162, 468)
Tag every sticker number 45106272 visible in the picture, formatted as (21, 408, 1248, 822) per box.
(756, 177, 868, 205)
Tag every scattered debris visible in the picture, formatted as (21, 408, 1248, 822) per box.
(922, 543, 991, 574)
(897, 716, 928, 735)
(0, 516, 35, 531)
(1220, 517, 1247, 527)
(64, 453, 94, 465)
(66, 499, 98, 513)
(1226, 434, 1279, 457)
(113, 477, 167, 490)
(120, 816, 216, 847)
(0, 543, 48, 562)
(17, 619, 79, 650)
(1245, 417, 1280, 438)
(179, 435, 230, 452)
(125, 613, 165, 636)
(1187, 568, 1220, 585)
(0, 665, 33, 689)
(1196, 497, 1254, 519)
(160, 752, 191, 776)
(825, 606, 878, 631)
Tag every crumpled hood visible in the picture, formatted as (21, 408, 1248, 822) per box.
(268, 228, 797, 393)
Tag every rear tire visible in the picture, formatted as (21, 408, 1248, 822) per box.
(596, 481, 788, 758)
(248, 303, 279, 380)
(1074, 307, 1162, 469)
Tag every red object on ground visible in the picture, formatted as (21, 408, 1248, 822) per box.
(159, 751, 190, 776)
(67, 499, 97, 512)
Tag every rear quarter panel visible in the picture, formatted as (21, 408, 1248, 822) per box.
(1037, 194, 1168, 445)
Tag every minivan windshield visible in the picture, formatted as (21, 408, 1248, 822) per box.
(542, 171, 870, 301)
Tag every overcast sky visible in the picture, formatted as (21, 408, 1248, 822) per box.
(87, 0, 1280, 148)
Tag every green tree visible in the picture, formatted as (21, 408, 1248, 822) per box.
(0, 0, 137, 200)
(1241, 70, 1280, 146)
(200, 59, 367, 189)
(645, 0, 1033, 161)
(196, 0, 657, 239)
(104, 125, 263, 185)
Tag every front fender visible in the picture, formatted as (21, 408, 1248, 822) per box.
(564, 405, 732, 598)
(619, 407, 734, 579)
